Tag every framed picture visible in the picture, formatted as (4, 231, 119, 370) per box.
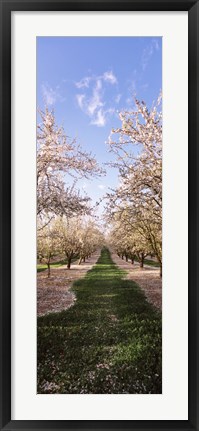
(0, 0, 198, 430)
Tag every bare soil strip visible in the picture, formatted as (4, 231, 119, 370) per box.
(111, 253, 162, 310)
(37, 251, 101, 316)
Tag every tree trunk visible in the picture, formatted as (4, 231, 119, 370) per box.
(121, 255, 124, 260)
(159, 264, 162, 279)
(125, 254, 128, 262)
(47, 262, 50, 278)
(67, 256, 72, 269)
(131, 258, 134, 264)
(78, 257, 82, 265)
(140, 253, 144, 268)
(83, 256, 86, 263)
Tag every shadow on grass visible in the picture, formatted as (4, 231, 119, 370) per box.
(37, 248, 162, 394)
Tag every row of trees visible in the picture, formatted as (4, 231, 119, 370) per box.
(37, 216, 103, 276)
(37, 109, 104, 273)
(105, 94, 162, 277)
(37, 95, 162, 277)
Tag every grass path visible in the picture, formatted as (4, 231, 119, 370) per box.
(37, 248, 162, 394)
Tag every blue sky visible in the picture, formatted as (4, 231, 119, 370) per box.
(37, 37, 162, 218)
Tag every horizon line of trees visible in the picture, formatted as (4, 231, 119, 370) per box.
(37, 215, 104, 276)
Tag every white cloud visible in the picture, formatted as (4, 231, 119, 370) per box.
(142, 46, 153, 71)
(91, 109, 106, 127)
(115, 93, 122, 104)
(106, 107, 115, 115)
(76, 94, 86, 110)
(153, 38, 160, 51)
(76, 70, 117, 89)
(103, 70, 117, 85)
(98, 184, 106, 190)
(75, 76, 91, 89)
(75, 70, 117, 126)
(41, 83, 63, 106)
(87, 79, 104, 116)
(141, 39, 160, 71)
(90, 108, 115, 127)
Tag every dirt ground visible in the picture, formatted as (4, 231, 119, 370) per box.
(111, 253, 162, 310)
(37, 251, 101, 316)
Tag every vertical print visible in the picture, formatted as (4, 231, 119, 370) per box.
(37, 37, 162, 394)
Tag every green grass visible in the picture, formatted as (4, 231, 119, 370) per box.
(144, 258, 160, 267)
(134, 257, 160, 268)
(37, 248, 162, 394)
(37, 256, 78, 273)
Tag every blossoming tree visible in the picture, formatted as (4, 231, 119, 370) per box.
(37, 108, 103, 222)
(106, 94, 162, 276)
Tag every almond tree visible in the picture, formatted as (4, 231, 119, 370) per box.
(108, 222, 134, 261)
(53, 216, 81, 269)
(37, 223, 59, 277)
(78, 219, 104, 264)
(108, 215, 151, 268)
(106, 195, 162, 274)
(37, 108, 103, 221)
(106, 94, 162, 276)
(108, 94, 162, 213)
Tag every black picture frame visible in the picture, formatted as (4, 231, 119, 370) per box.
(0, 1, 198, 430)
